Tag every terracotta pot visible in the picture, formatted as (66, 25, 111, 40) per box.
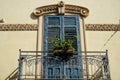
(66, 48, 74, 56)
(53, 49, 63, 56)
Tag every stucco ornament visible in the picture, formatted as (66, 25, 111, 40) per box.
(0, 24, 120, 31)
(33, 1, 89, 17)
(58, 1, 65, 14)
(86, 24, 120, 31)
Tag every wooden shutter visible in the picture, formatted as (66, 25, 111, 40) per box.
(44, 15, 61, 79)
(63, 16, 81, 52)
(44, 16, 61, 54)
(44, 15, 83, 79)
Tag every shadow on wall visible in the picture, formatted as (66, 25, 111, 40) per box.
(30, 13, 38, 20)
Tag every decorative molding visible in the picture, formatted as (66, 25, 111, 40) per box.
(65, 4, 89, 17)
(0, 24, 38, 31)
(0, 24, 120, 31)
(86, 24, 120, 31)
(33, 1, 89, 17)
(58, 1, 65, 14)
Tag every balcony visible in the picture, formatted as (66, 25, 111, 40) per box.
(5, 50, 111, 80)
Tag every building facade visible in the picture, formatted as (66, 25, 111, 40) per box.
(0, 0, 120, 80)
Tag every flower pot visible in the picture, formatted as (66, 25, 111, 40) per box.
(66, 48, 74, 56)
(53, 49, 63, 56)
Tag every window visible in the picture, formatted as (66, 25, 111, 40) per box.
(43, 15, 83, 79)
(44, 15, 81, 54)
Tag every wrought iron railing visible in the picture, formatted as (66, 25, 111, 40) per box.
(83, 51, 111, 80)
(6, 50, 111, 80)
(5, 67, 18, 80)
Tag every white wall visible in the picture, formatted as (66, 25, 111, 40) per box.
(0, 0, 120, 80)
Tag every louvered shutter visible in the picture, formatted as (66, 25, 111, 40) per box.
(63, 16, 83, 78)
(44, 16, 61, 54)
(44, 15, 83, 79)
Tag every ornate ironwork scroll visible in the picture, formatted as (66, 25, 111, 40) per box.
(33, 1, 89, 17)
(86, 24, 120, 31)
(0, 24, 38, 31)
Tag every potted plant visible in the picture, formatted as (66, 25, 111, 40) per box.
(50, 37, 75, 60)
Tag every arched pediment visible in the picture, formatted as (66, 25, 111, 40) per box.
(33, 1, 89, 17)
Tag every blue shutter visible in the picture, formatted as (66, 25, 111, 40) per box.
(63, 16, 81, 52)
(44, 16, 61, 54)
(64, 17, 76, 25)
(44, 15, 83, 79)
(64, 27, 77, 51)
(48, 27, 60, 52)
(44, 15, 61, 79)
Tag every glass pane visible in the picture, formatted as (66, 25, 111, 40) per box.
(64, 27, 77, 51)
(48, 27, 60, 52)
(64, 17, 76, 25)
(48, 27, 60, 38)
(48, 17, 60, 25)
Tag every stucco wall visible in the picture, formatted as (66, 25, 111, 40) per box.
(0, 0, 120, 80)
